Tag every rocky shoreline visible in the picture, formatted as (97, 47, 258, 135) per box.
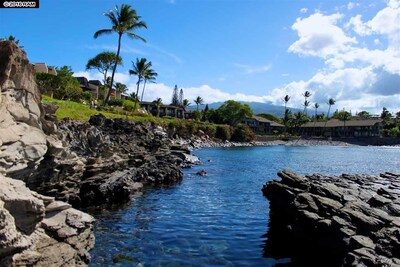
(263, 170, 400, 266)
(0, 41, 201, 266)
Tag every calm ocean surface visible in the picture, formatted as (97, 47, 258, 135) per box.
(89, 146, 400, 266)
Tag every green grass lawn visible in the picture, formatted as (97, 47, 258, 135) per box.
(41, 95, 166, 123)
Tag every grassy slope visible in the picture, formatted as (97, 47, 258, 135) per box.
(42, 95, 167, 123)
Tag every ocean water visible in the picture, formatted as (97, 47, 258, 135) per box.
(89, 146, 400, 266)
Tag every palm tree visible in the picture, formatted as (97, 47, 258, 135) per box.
(153, 97, 163, 117)
(115, 82, 128, 98)
(323, 98, 336, 137)
(182, 99, 191, 111)
(282, 95, 291, 135)
(194, 96, 204, 111)
(129, 58, 151, 111)
(140, 67, 157, 102)
(302, 91, 312, 115)
(313, 103, 320, 136)
(94, 4, 147, 107)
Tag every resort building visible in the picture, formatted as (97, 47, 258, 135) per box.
(32, 63, 57, 75)
(74, 77, 104, 99)
(301, 119, 382, 137)
(140, 102, 190, 119)
(241, 116, 284, 135)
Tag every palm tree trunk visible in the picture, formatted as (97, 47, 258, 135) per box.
(133, 79, 140, 111)
(140, 80, 147, 102)
(323, 106, 331, 137)
(103, 34, 122, 107)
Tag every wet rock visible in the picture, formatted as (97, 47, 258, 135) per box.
(263, 170, 400, 266)
(196, 169, 207, 176)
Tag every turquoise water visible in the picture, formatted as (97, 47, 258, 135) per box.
(89, 146, 400, 266)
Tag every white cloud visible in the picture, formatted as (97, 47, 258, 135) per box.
(234, 63, 272, 74)
(300, 8, 308, 14)
(347, 2, 359, 10)
(288, 12, 357, 58)
(347, 0, 400, 47)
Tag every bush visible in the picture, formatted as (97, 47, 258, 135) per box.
(108, 98, 124, 107)
(390, 127, 400, 137)
(200, 124, 216, 137)
(231, 124, 255, 142)
(191, 110, 202, 121)
(123, 100, 135, 111)
(215, 125, 232, 140)
(82, 91, 92, 102)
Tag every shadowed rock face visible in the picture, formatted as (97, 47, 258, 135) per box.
(263, 170, 400, 266)
(0, 173, 94, 266)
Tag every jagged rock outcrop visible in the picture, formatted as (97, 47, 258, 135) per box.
(0, 173, 94, 266)
(25, 115, 185, 207)
(0, 41, 47, 176)
(263, 170, 400, 266)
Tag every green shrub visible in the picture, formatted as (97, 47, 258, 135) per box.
(123, 100, 135, 111)
(199, 124, 216, 137)
(82, 91, 92, 102)
(108, 98, 124, 107)
(215, 125, 232, 140)
(390, 127, 400, 137)
(191, 110, 202, 121)
(231, 124, 255, 142)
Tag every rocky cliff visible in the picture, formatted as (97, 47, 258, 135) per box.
(263, 170, 400, 266)
(0, 41, 95, 266)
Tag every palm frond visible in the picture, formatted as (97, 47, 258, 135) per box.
(126, 32, 146, 42)
(94, 29, 113, 38)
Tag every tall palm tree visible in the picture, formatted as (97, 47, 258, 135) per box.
(283, 95, 290, 116)
(94, 4, 147, 107)
(323, 98, 336, 137)
(182, 99, 191, 111)
(129, 58, 151, 111)
(140, 67, 157, 102)
(194, 96, 204, 111)
(313, 103, 320, 136)
(302, 91, 312, 115)
(153, 97, 163, 117)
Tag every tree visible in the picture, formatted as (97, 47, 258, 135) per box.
(94, 4, 147, 107)
(36, 72, 61, 98)
(202, 104, 209, 121)
(302, 91, 312, 115)
(140, 67, 157, 102)
(115, 82, 128, 94)
(129, 58, 151, 111)
(171, 85, 180, 106)
(337, 110, 352, 137)
(194, 96, 204, 111)
(313, 103, 320, 136)
(153, 97, 163, 117)
(323, 98, 336, 136)
(357, 110, 371, 119)
(182, 99, 190, 111)
(179, 89, 184, 107)
(283, 95, 290, 112)
(86, 51, 122, 85)
(381, 107, 392, 125)
(216, 100, 253, 126)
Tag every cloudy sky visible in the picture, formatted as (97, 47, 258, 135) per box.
(1, 0, 399, 114)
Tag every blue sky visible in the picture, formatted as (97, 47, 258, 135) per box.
(1, 0, 399, 114)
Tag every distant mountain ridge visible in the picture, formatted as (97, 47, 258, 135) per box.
(189, 101, 303, 117)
